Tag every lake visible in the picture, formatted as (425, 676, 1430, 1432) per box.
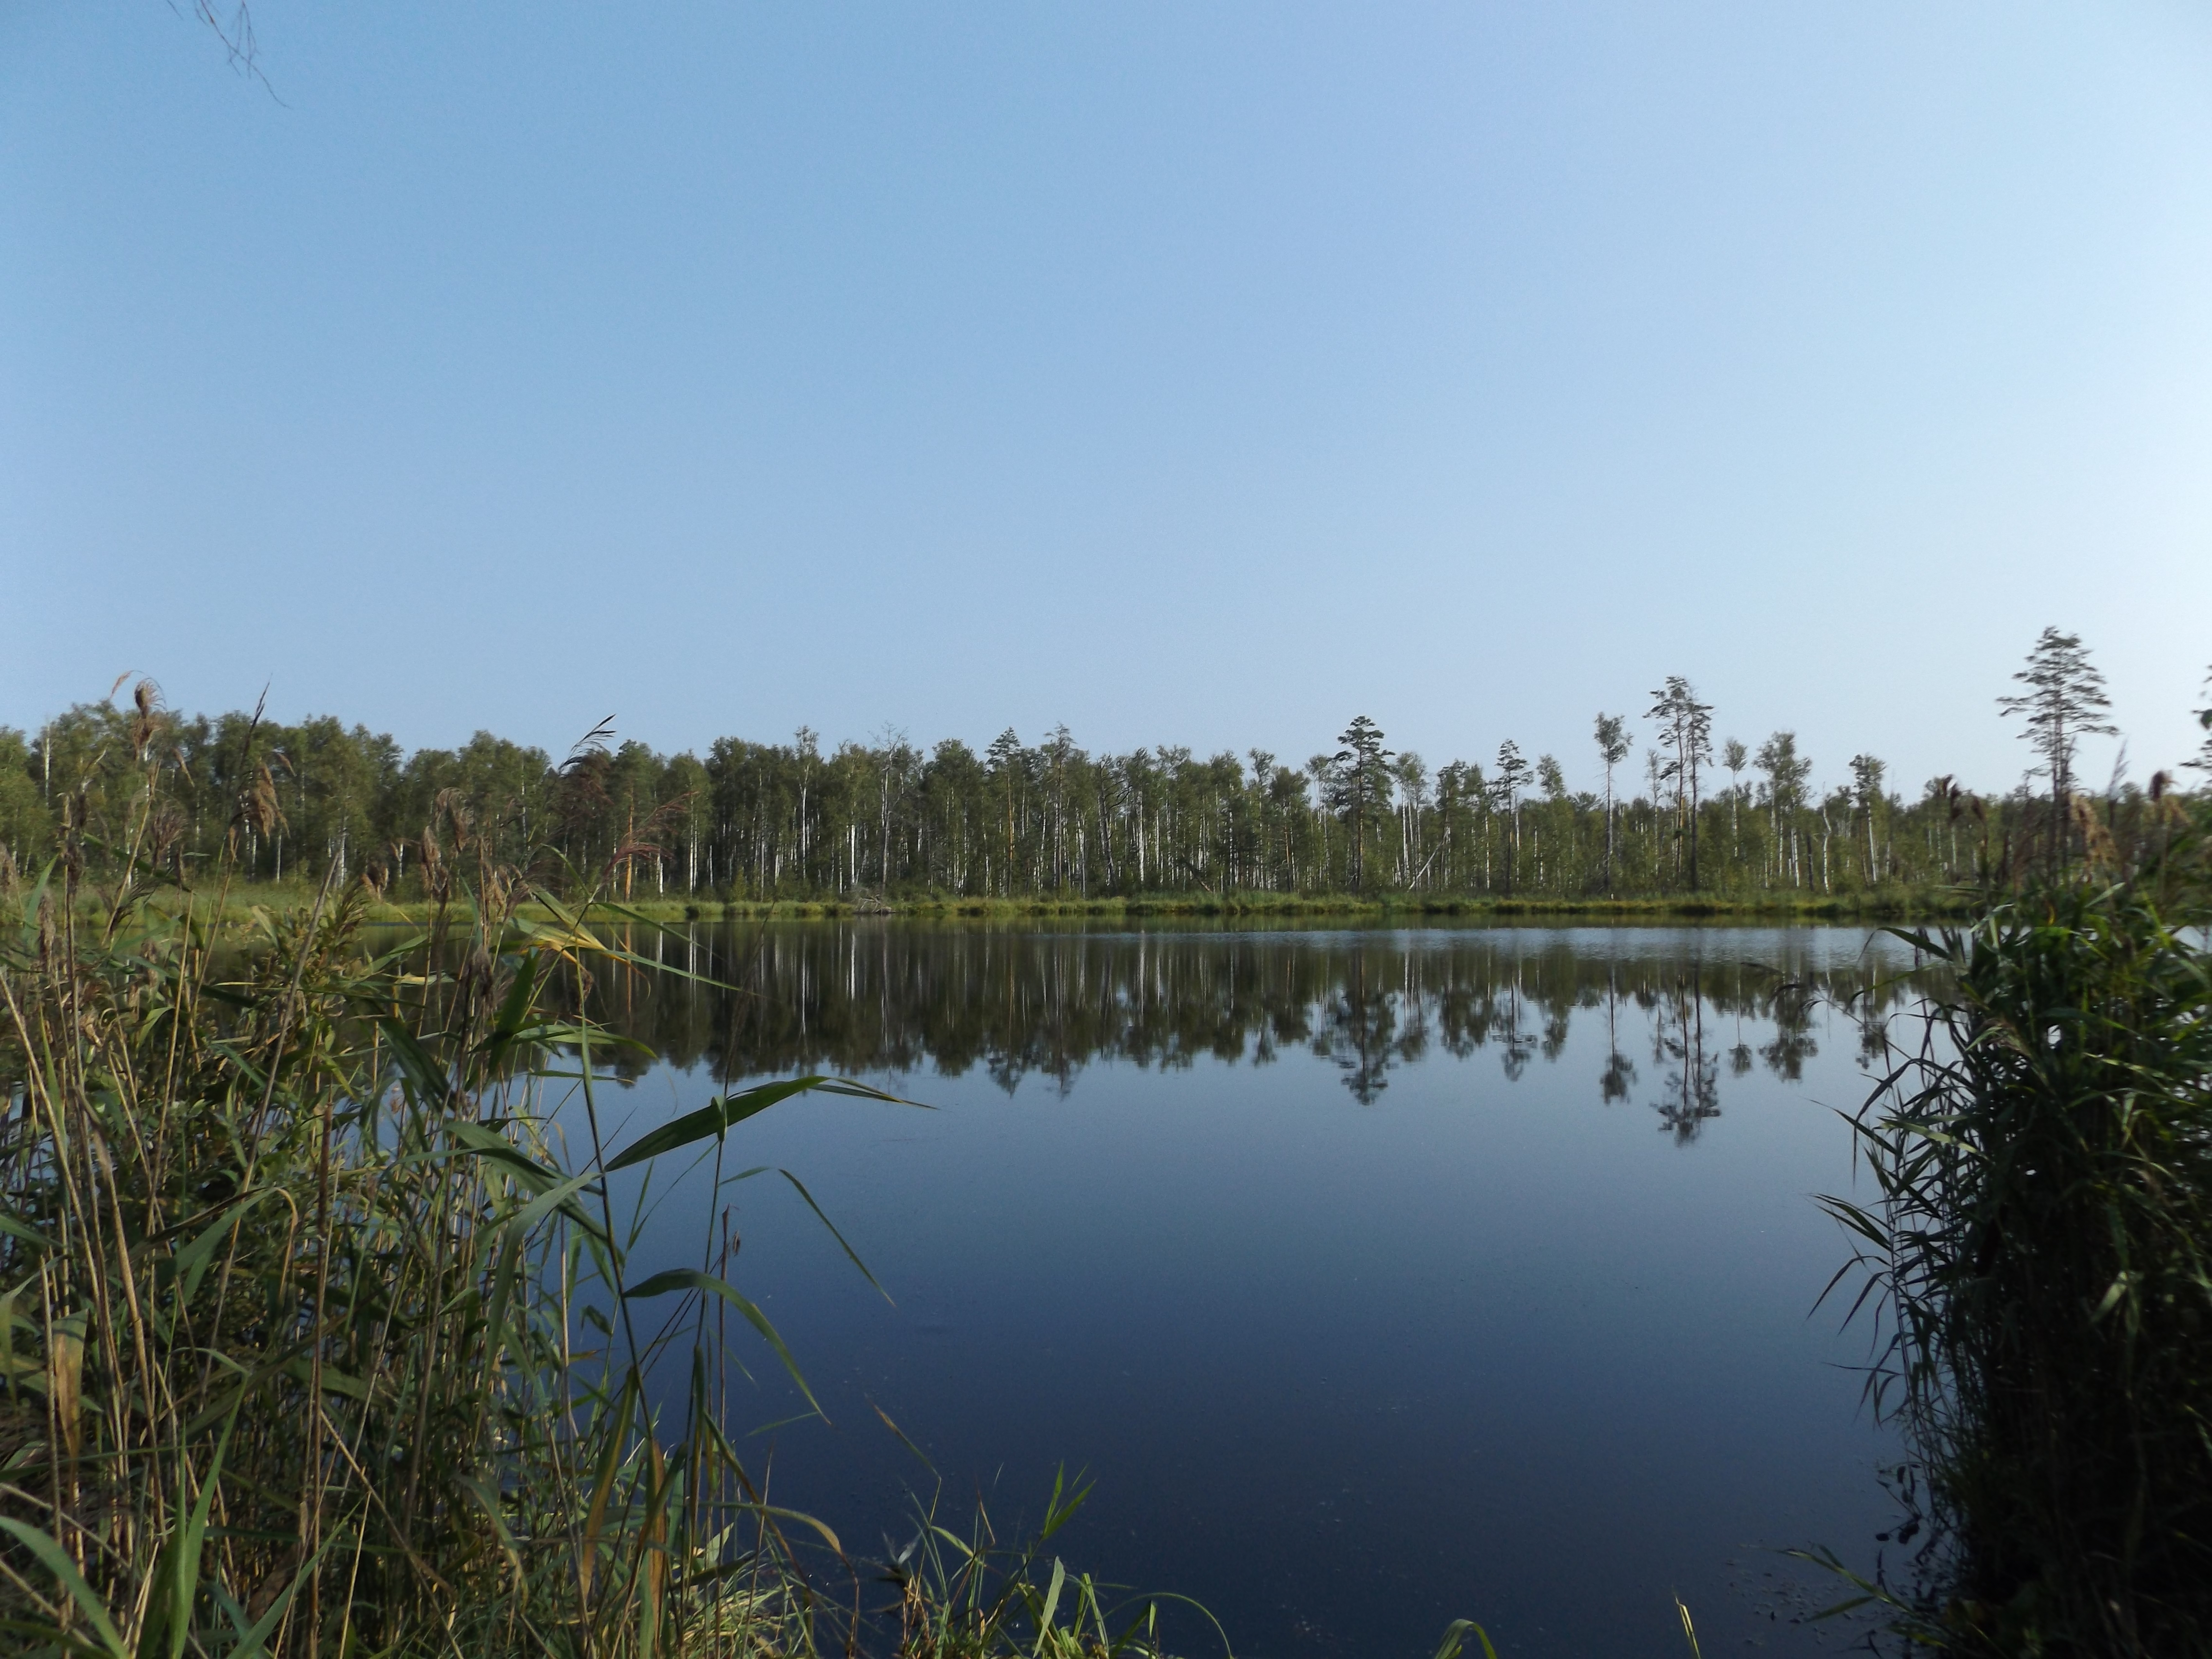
(568, 921, 1920, 1658)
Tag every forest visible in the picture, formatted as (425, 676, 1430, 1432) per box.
(4, 640, 2203, 907)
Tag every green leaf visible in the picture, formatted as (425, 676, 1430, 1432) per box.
(1035, 1558, 1066, 1654)
(1431, 1619, 1499, 1659)
(779, 1170, 890, 1301)
(0, 1517, 131, 1659)
(280, 1357, 371, 1401)
(14, 858, 56, 938)
(223, 1530, 341, 1659)
(866, 1395, 936, 1477)
(726, 1501, 844, 1557)
(1038, 1464, 1093, 1541)
(139, 1412, 235, 1659)
(442, 1120, 579, 1199)
(379, 1019, 454, 1107)
(507, 1169, 607, 1241)
(459, 1474, 522, 1572)
(622, 1267, 827, 1421)
(605, 1075, 922, 1172)
(172, 1192, 278, 1308)
(2093, 1270, 2136, 1321)
(0, 1213, 58, 1253)
(478, 953, 539, 1055)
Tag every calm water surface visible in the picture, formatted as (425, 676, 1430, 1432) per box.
(573, 923, 1919, 1659)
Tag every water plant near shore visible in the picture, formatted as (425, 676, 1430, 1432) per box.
(1821, 821, 2212, 1655)
(0, 806, 1190, 1658)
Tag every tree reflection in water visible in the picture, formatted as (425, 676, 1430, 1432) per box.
(503, 922, 1923, 1120)
(1761, 984, 1822, 1082)
(1650, 981, 1722, 1142)
(1315, 956, 1398, 1104)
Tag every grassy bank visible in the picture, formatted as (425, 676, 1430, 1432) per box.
(126, 883, 1985, 929)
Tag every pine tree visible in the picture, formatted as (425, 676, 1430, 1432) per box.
(1997, 628, 2116, 873)
(1491, 741, 1531, 896)
(1334, 717, 1393, 890)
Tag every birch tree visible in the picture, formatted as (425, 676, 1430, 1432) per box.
(1755, 732, 1810, 887)
(1647, 677, 1714, 889)
(1722, 737, 1747, 867)
(1849, 753, 1886, 886)
(1593, 713, 1631, 895)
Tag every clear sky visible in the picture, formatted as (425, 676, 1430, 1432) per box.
(5, 2, 2210, 797)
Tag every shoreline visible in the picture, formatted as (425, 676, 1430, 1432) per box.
(120, 884, 1984, 926)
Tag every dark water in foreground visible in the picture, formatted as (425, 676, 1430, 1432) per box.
(571, 923, 1920, 1658)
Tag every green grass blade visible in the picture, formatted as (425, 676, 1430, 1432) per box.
(779, 1169, 891, 1301)
(605, 1074, 922, 1171)
(622, 1266, 828, 1421)
(0, 1517, 131, 1659)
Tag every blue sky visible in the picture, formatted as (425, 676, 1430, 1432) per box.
(4, 1, 2210, 795)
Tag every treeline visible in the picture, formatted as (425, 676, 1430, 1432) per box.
(4, 638, 2203, 903)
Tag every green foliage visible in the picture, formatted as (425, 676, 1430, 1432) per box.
(14, 643, 2207, 919)
(1332, 717, 1393, 890)
(1821, 822, 2212, 1656)
(1648, 677, 1715, 887)
(0, 805, 1184, 1657)
(1999, 627, 2117, 805)
(0, 729, 46, 872)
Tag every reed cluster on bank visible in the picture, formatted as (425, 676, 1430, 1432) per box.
(1823, 803, 2212, 1656)
(0, 800, 1188, 1656)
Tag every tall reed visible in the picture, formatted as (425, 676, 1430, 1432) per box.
(1823, 823, 2212, 1656)
(0, 730, 1185, 1659)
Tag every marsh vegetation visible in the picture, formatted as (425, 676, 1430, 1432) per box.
(1820, 824, 2212, 1656)
(0, 822, 1196, 1657)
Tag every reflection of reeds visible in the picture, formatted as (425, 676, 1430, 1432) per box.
(0, 767, 1187, 1657)
(1819, 845, 2212, 1655)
